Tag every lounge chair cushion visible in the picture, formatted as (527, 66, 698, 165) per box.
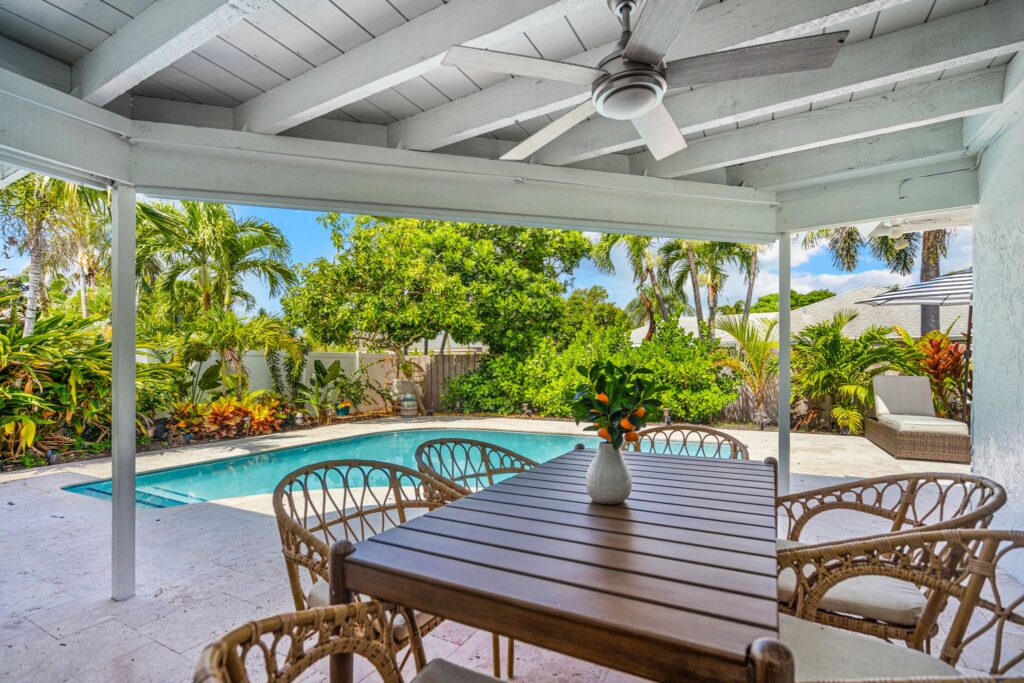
(413, 659, 499, 682)
(878, 414, 969, 436)
(777, 570, 927, 626)
(873, 376, 935, 417)
(780, 614, 961, 681)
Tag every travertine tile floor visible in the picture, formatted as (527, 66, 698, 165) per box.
(0, 418, 985, 682)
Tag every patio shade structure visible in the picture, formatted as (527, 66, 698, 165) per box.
(859, 268, 974, 421)
(0, 0, 1021, 601)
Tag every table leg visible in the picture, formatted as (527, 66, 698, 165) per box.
(749, 637, 794, 683)
(330, 541, 356, 683)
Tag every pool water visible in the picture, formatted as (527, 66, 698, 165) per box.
(64, 428, 602, 509)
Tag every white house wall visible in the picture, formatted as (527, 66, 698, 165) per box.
(972, 110, 1024, 576)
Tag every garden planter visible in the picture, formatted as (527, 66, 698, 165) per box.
(586, 442, 632, 505)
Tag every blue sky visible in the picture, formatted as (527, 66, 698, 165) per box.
(0, 202, 973, 313)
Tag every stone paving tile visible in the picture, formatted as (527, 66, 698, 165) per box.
(0, 418, 992, 681)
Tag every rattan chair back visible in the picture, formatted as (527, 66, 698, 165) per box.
(630, 424, 750, 460)
(777, 472, 1007, 544)
(272, 459, 459, 610)
(415, 438, 538, 496)
(195, 601, 414, 683)
(784, 529, 1024, 675)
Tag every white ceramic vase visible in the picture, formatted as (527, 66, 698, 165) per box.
(586, 442, 632, 505)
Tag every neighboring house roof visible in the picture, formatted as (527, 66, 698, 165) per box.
(629, 286, 971, 346)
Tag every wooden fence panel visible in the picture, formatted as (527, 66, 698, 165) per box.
(421, 353, 482, 413)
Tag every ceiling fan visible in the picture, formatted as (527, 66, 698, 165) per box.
(442, 0, 848, 162)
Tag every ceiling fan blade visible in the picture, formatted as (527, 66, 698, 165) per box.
(622, 0, 701, 65)
(631, 103, 687, 161)
(664, 32, 849, 90)
(442, 46, 605, 86)
(500, 100, 596, 161)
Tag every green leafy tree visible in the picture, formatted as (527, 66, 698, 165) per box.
(553, 286, 627, 349)
(791, 309, 920, 434)
(720, 289, 835, 315)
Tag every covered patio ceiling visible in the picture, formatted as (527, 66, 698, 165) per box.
(0, 0, 1022, 601)
(0, 0, 1019, 238)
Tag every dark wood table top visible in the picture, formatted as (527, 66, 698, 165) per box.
(342, 447, 779, 682)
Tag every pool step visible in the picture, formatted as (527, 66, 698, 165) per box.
(67, 484, 189, 509)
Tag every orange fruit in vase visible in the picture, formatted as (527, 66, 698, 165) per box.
(624, 430, 640, 443)
(620, 417, 635, 431)
(632, 406, 646, 418)
(595, 392, 609, 404)
(597, 427, 612, 442)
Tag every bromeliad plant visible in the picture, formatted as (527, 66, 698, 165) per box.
(571, 361, 663, 449)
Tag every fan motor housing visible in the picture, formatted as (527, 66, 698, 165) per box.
(592, 57, 666, 120)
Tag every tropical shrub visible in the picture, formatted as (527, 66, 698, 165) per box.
(716, 315, 778, 423)
(791, 310, 920, 434)
(167, 402, 208, 439)
(245, 395, 286, 435)
(205, 397, 247, 438)
(897, 327, 968, 418)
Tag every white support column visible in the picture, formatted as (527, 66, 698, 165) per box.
(777, 233, 792, 495)
(111, 183, 137, 601)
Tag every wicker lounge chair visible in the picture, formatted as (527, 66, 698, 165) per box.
(194, 599, 498, 683)
(776, 471, 1006, 646)
(777, 529, 1024, 682)
(630, 423, 750, 459)
(864, 375, 971, 464)
(415, 438, 538, 678)
(272, 460, 459, 670)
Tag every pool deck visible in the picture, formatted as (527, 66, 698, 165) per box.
(0, 417, 972, 682)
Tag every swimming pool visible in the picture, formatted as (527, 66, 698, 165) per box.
(64, 428, 602, 508)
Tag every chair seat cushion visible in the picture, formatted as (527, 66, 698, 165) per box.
(306, 582, 436, 641)
(413, 659, 499, 682)
(878, 414, 969, 435)
(776, 569, 927, 626)
(781, 614, 961, 681)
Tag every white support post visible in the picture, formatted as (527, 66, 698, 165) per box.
(111, 183, 137, 601)
(777, 233, 792, 495)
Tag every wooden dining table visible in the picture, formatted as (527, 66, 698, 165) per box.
(333, 447, 784, 682)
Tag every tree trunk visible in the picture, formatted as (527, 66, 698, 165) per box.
(646, 264, 670, 322)
(23, 230, 46, 337)
(77, 249, 89, 317)
(641, 290, 656, 341)
(919, 231, 942, 335)
(686, 246, 705, 339)
(707, 286, 718, 341)
(742, 251, 758, 325)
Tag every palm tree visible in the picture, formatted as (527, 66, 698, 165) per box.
(659, 239, 706, 336)
(735, 243, 767, 324)
(625, 283, 691, 341)
(717, 315, 778, 425)
(591, 234, 671, 322)
(45, 180, 110, 317)
(0, 174, 66, 335)
(802, 226, 950, 335)
(150, 201, 295, 312)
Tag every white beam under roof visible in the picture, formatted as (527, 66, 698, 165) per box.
(725, 122, 966, 192)
(233, 0, 595, 135)
(388, 0, 915, 152)
(963, 54, 1024, 156)
(0, 36, 69, 92)
(0, 66, 776, 242)
(631, 67, 1003, 178)
(0, 165, 27, 189)
(536, 0, 1024, 167)
(71, 0, 272, 106)
(774, 158, 979, 232)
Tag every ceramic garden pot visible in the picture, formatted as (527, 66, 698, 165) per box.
(586, 441, 632, 505)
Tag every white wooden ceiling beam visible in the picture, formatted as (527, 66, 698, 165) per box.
(0, 166, 28, 189)
(71, 0, 272, 106)
(388, 0, 914, 152)
(630, 67, 1003, 178)
(726, 122, 966, 192)
(0, 36, 69, 92)
(233, 0, 594, 135)
(775, 159, 979, 231)
(962, 54, 1024, 156)
(536, 0, 1024, 166)
(0, 67, 774, 241)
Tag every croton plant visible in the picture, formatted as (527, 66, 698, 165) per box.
(571, 361, 663, 449)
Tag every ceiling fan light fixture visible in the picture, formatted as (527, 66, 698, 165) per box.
(592, 71, 665, 120)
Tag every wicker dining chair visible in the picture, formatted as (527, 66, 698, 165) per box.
(415, 438, 539, 497)
(414, 437, 537, 679)
(629, 423, 750, 459)
(777, 528, 1024, 682)
(194, 599, 499, 683)
(776, 472, 1007, 647)
(272, 460, 460, 670)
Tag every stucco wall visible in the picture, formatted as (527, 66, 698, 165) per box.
(972, 111, 1024, 575)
